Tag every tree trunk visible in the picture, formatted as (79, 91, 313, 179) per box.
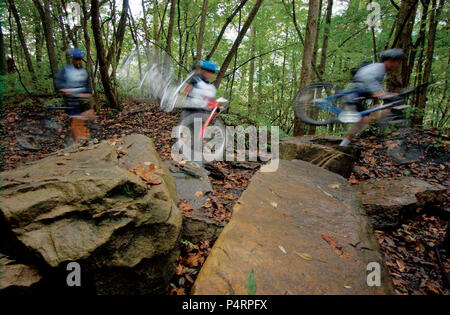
(311, 0, 322, 82)
(33, 12, 43, 63)
(248, 26, 256, 114)
(0, 24, 6, 75)
(91, 0, 119, 109)
(415, 0, 444, 125)
(196, 0, 208, 62)
(206, 0, 248, 60)
(387, 0, 419, 92)
(294, 0, 320, 136)
(8, 0, 37, 82)
(318, 0, 333, 77)
(215, 0, 264, 88)
(165, 0, 176, 55)
(81, 0, 97, 96)
(412, 0, 430, 109)
(33, 0, 58, 83)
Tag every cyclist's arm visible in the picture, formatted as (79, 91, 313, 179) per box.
(372, 90, 397, 99)
(182, 84, 194, 95)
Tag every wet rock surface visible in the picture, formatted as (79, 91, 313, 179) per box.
(0, 134, 182, 295)
(192, 160, 394, 295)
(279, 136, 357, 178)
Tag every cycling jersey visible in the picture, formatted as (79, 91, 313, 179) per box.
(344, 62, 386, 111)
(185, 74, 217, 109)
(55, 64, 91, 116)
(352, 62, 386, 94)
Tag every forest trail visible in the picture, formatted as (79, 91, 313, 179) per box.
(0, 99, 448, 295)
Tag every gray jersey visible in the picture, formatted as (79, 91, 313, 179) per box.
(352, 62, 386, 94)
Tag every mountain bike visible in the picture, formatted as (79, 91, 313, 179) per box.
(294, 83, 427, 127)
(174, 97, 229, 163)
(16, 90, 96, 151)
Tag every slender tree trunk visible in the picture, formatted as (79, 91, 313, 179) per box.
(91, 0, 119, 109)
(33, 11, 43, 63)
(33, 0, 58, 84)
(311, 0, 323, 82)
(0, 24, 6, 75)
(387, 0, 419, 92)
(206, 0, 248, 60)
(413, 0, 430, 108)
(294, 0, 320, 136)
(7, 0, 37, 82)
(165, 0, 176, 55)
(318, 0, 333, 77)
(248, 26, 256, 114)
(196, 0, 208, 62)
(415, 0, 444, 125)
(215, 0, 264, 88)
(81, 0, 96, 96)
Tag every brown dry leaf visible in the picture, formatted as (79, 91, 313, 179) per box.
(223, 194, 235, 200)
(185, 253, 202, 268)
(426, 283, 441, 295)
(396, 259, 406, 272)
(224, 182, 233, 189)
(175, 264, 186, 276)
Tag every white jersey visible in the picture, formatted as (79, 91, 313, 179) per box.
(185, 74, 217, 109)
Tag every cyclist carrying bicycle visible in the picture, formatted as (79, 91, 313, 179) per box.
(339, 48, 406, 147)
(55, 49, 95, 142)
(179, 60, 220, 120)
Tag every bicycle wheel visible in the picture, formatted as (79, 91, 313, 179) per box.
(175, 112, 226, 163)
(294, 83, 341, 126)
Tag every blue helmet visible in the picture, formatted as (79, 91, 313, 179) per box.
(69, 48, 85, 60)
(199, 60, 219, 73)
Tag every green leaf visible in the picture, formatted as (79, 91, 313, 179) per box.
(246, 270, 257, 295)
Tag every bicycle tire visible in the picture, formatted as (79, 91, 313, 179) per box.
(176, 112, 226, 162)
(294, 83, 341, 126)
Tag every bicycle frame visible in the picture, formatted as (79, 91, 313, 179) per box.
(315, 89, 405, 118)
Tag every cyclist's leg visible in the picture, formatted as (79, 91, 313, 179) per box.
(340, 96, 367, 146)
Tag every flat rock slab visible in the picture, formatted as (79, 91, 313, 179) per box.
(192, 160, 393, 295)
(164, 161, 212, 211)
(279, 136, 356, 178)
(357, 177, 448, 230)
(0, 134, 182, 294)
(0, 254, 42, 293)
(164, 161, 224, 243)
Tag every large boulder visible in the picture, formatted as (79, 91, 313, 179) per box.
(279, 136, 357, 178)
(0, 134, 182, 294)
(356, 177, 448, 230)
(192, 160, 393, 295)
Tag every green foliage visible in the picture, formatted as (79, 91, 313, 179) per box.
(1, 0, 447, 132)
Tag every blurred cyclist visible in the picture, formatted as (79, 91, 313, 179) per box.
(340, 48, 405, 147)
(180, 60, 220, 120)
(55, 49, 95, 142)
